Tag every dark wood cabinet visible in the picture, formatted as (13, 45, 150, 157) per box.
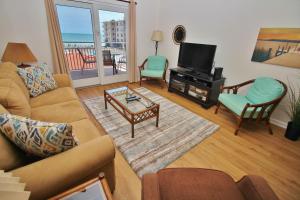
(168, 68, 225, 108)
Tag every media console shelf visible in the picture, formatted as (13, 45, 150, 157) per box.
(168, 68, 225, 108)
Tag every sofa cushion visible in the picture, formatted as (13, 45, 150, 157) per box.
(30, 87, 78, 108)
(0, 79, 31, 117)
(0, 104, 8, 114)
(0, 62, 30, 101)
(70, 119, 100, 143)
(18, 64, 57, 97)
(156, 168, 245, 200)
(31, 100, 88, 123)
(11, 135, 115, 200)
(53, 74, 73, 88)
(246, 77, 284, 104)
(0, 105, 28, 171)
(0, 113, 79, 158)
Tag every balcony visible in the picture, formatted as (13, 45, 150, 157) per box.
(63, 42, 127, 80)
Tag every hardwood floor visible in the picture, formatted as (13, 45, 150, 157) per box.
(76, 81, 300, 200)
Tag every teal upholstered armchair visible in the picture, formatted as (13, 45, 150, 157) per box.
(138, 56, 168, 86)
(215, 77, 287, 135)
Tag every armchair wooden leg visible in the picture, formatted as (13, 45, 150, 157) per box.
(81, 64, 85, 74)
(140, 77, 142, 86)
(215, 102, 221, 114)
(113, 65, 116, 75)
(266, 120, 273, 135)
(235, 118, 243, 135)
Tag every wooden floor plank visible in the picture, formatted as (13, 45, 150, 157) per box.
(76, 81, 300, 200)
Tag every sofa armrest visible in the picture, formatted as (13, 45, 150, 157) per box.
(237, 175, 279, 200)
(53, 74, 73, 88)
(11, 135, 115, 200)
(142, 173, 161, 200)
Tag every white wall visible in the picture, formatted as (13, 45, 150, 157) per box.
(0, 0, 53, 68)
(157, 0, 300, 127)
(0, 0, 159, 70)
(1, 0, 299, 126)
(136, 0, 160, 64)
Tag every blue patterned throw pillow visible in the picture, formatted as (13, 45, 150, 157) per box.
(18, 64, 57, 97)
(0, 113, 79, 157)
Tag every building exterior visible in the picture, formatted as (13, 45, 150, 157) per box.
(103, 20, 126, 48)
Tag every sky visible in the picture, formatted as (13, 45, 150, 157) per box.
(56, 5, 124, 34)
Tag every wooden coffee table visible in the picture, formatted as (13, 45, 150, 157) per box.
(104, 86, 160, 138)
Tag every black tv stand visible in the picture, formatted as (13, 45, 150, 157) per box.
(195, 71, 210, 79)
(168, 68, 225, 108)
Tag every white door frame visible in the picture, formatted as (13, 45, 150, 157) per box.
(55, 0, 102, 88)
(93, 2, 129, 85)
(55, 0, 129, 87)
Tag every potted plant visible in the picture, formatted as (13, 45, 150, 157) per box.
(285, 81, 300, 141)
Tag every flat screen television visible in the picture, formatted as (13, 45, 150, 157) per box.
(178, 42, 217, 75)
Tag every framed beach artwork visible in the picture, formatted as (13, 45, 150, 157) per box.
(251, 28, 300, 68)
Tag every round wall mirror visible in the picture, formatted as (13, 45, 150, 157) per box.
(173, 25, 186, 45)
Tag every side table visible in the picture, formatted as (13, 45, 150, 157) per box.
(49, 173, 113, 200)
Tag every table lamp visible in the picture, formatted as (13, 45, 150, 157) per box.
(151, 31, 163, 55)
(1, 42, 37, 68)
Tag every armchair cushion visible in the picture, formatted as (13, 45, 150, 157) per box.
(246, 77, 284, 104)
(218, 93, 266, 118)
(147, 56, 166, 71)
(141, 69, 164, 78)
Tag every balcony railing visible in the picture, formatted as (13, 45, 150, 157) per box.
(64, 47, 96, 71)
(63, 42, 127, 79)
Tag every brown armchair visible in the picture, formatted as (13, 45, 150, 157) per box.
(142, 168, 279, 200)
(215, 78, 287, 135)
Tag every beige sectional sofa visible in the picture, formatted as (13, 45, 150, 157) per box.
(0, 62, 115, 199)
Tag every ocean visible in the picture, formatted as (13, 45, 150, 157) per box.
(62, 33, 94, 43)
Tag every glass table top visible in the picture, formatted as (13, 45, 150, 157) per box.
(105, 86, 156, 113)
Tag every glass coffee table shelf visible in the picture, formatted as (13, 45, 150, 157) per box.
(104, 86, 160, 138)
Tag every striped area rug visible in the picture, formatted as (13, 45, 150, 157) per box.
(84, 87, 219, 177)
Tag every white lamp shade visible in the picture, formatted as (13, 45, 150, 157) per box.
(151, 31, 163, 42)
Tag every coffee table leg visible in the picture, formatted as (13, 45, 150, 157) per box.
(104, 96, 107, 109)
(156, 107, 159, 127)
(131, 123, 134, 138)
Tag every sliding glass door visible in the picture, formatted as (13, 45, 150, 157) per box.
(55, 0, 128, 87)
(93, 3, 129, 85)
(56, 1, 101, 88)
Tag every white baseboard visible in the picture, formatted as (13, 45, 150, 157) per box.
(270, 118, 287, 129)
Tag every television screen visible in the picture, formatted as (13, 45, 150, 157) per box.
(178, 42, 217, 75)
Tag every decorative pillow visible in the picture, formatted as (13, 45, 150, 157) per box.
(17, 64, 57, 97)
(0, 113, 79, 157)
